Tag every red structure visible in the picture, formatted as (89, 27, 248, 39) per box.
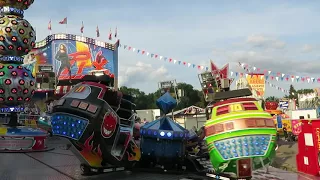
(296, 120, 320, 176)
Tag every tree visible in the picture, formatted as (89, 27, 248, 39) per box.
(119, 86, 155, 109)
(288, 84, 296, 99)
(175, 83, 204, 110)
(265, 96, 279, 102)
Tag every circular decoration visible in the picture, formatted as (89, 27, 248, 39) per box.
(23, 72, 28, 76)
(0, 71, 4, 76)
(0, 88, 4, 94)
(11, 36, 17, 41)
(17, 97, 22, 101)
(0, 0, 35, 10)
(7, 65, 13, 69)
(23, 88, 28, 94)
(4, 79, 11, 85)
(17, 65, 22, 69)
(0, 15, 36, 57)
(19, 79, 24, 85)
(25, 97, 30, 101)
(11, 88, 17, 93)
(0, 97, 4, 101)
(7, 96, 13, 101)
(11, 71, 17, 76)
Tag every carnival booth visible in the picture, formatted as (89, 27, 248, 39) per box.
(140, 92, 188, 166)
(296, 119, 320, 176)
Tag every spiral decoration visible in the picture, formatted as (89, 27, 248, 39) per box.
(0, 0, 35, 106)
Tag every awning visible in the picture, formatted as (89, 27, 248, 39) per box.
(55, 86, 73, 95)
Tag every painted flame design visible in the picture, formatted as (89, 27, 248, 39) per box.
(83, 132, 103, 157)
(127, 141, 141, 161)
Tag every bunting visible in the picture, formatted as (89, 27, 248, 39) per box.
(120, 44, 209, 71)
(239, 62, 320, 83)
(119, 44, 291, 93)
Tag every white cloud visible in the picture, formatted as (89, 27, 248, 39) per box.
(246, 34, 286, 49)
(118, 61, 172, 88)
(301, 44, 315, 53)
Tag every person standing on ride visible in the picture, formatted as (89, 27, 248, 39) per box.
(55, 44, 72, 80)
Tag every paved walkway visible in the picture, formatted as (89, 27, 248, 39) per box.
(0, 137, 311, 180)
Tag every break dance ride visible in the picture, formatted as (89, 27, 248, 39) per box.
(50, 60, 277, 179)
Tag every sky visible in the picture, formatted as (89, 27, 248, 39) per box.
(26, 0, 320, 97)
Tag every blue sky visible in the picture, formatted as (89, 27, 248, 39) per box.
(26, 0, 320, 97)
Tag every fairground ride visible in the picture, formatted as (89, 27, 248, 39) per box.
(198, 61, 277, 179)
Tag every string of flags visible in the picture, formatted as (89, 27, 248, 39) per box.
(266, 81, 289, 93)
(121, 43, 288, 93)
(119, 43, 210, 71)
(239, 62, 320, 83)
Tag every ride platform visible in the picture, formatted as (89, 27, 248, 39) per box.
(0, 125, 51, 152)
(0, 137, 309, 180)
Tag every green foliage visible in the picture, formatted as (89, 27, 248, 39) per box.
(119, 83, 207, 110)
(118, 83, 315, 111)
(265, 96, 279, 102)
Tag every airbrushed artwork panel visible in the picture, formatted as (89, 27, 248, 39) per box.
(31, 39, 115, 80)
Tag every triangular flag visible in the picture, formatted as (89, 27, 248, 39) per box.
(307, 78, 310, 83)
(260, 75, 264, 79)
(235, 72, 238, 76)
(178, 61, 181, 64)
(151, 54, 154, 58)
(173, 60, 177, 64)
(132, 48, 135, 52)
(296, 76, 299, 79)
(291, 77, 294, 82)
(137, 50, 140, 53)
(245, 73, 248, 78)
(187, 63, 191, 67)
(155, 55, 158, 58)
(146, 52, 150, 56)
(211, 60, 219, 72)
(282, 73, 285, 77)
(164, 57, 168, 61)
(276, 77, 279, 81)
(253, 67, 256, 71)
(192, 64, 196, 68)
(268, 71, 271, 74)
(159, 56, 163, 60)
(141, 50, 145, 54)
(205, 67, 209, 71)
(124, 45, 127, 49)
(230, 71, 233, 76)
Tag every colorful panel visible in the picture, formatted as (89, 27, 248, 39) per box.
(51, 113, 89, 140)
(31, 35, 118, 81)
(214, 135, 271, 160)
